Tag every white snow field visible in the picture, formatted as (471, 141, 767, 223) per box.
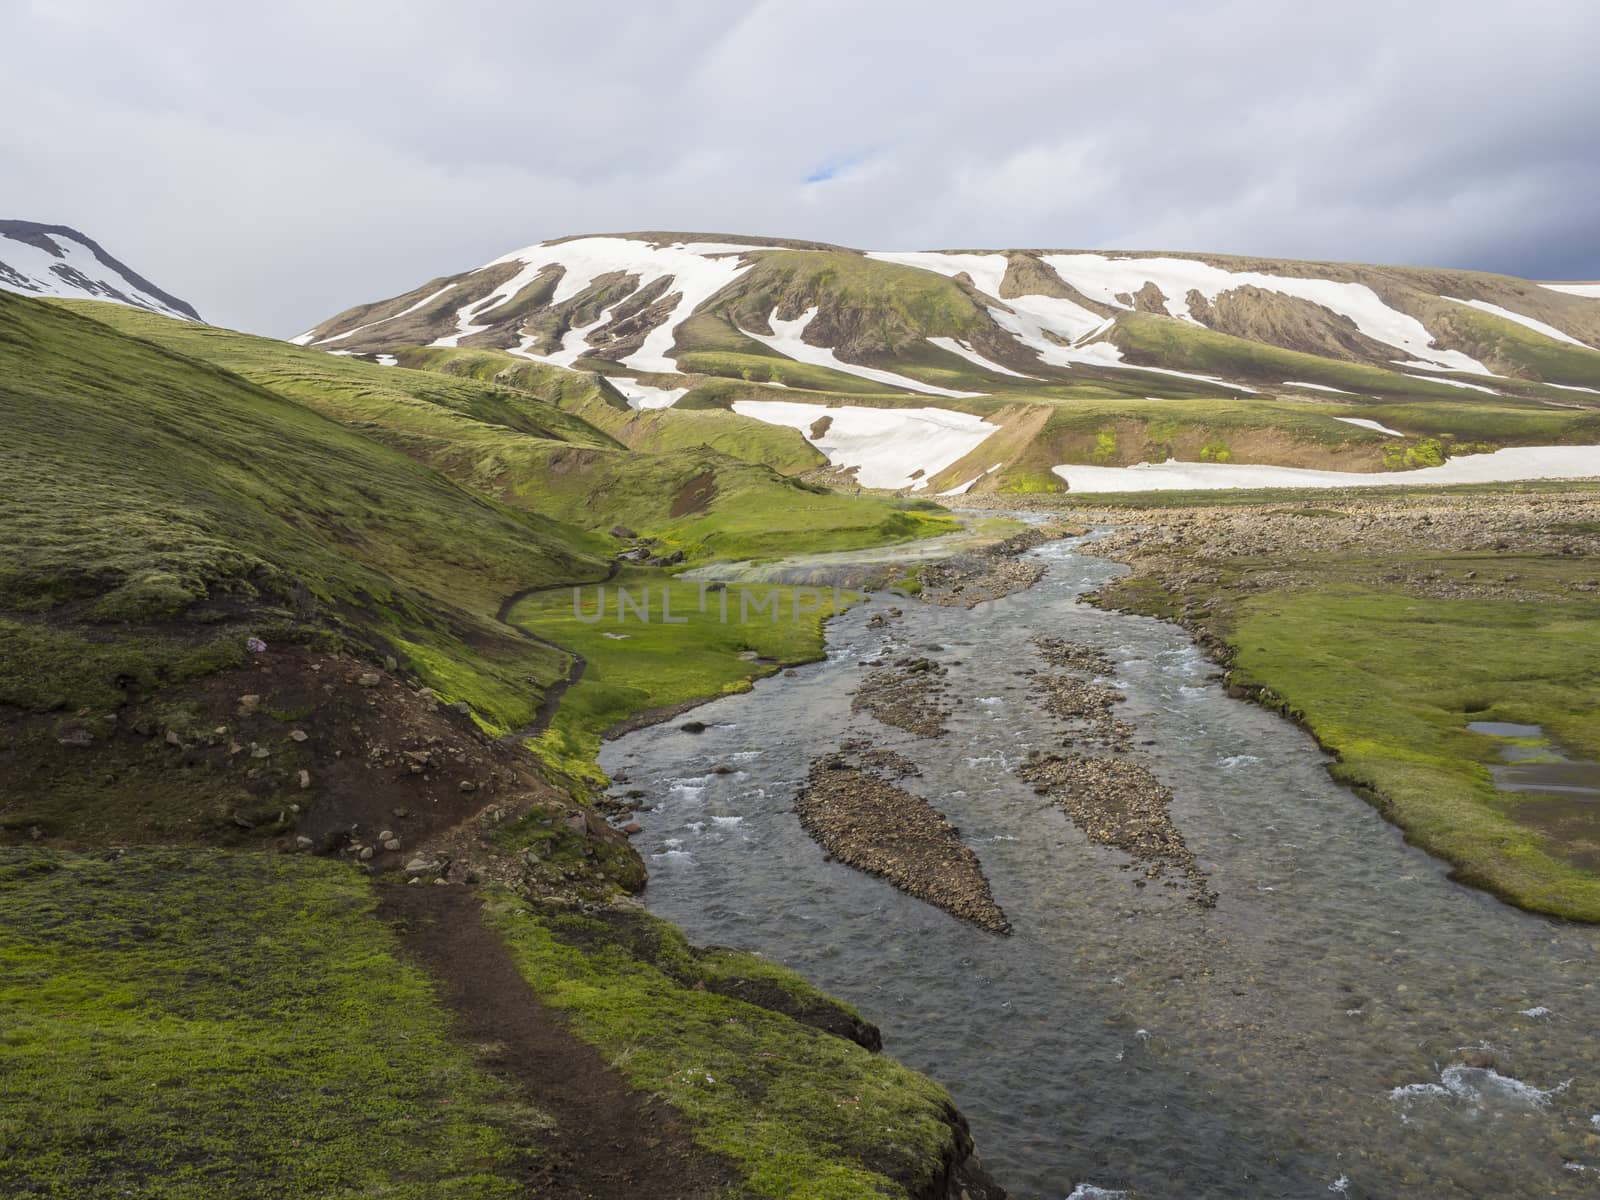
(731, 400, 998, 489)
(608, 376, 690, 410)
(1445, 297, 1588, 347)
(1542, 283, 1600, 299)
(926, 336, 1036, 378)
(0, 228, 194, 320)
(1283, 380, 1354, 393)
(739, 308, 982, 398)
(1336, 416, 1404, 436)
(1042, 253, 1490, 374)
(1052, 445, 1600, 492)
(432, 236, 773, 370)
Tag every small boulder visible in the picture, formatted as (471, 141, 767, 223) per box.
(680, 720, 707, 733)
(382, 838, 401, 852)
(459, 780, 477, 793)
(357, 672, 382, 688)
(297, 769, 311, 789)
(288, 729, 309, 743)
(609, 524, 637, 539)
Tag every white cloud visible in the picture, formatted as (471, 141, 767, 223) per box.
(4, 0, 1598, 336)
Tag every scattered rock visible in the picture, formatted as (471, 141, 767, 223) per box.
(680, 721, 707, 733)
(288, 729, 309, 742)
(297, 769, 311, 789)
(796, 746, 1010, 934)
(357, 672, 382, 688)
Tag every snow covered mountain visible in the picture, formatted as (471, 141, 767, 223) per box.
(0, 220, 200, 321)
(299, 232, 1600, 387)
(297, 232, 1600, 494)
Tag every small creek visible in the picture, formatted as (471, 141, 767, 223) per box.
(603, 535, 1600, 1199)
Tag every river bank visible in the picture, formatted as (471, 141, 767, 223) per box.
(1066, 488, 1600, 920)
(604, 527, 1600, 1198)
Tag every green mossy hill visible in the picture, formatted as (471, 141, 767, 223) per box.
(1432, 302, 1600, 387)
(486, 895, 973, 1200)
(1112, 308, 1599, 410)
(2, 292, 606, 722)
(72, 300, 623, 450)
(703, 249, 994, 359)
(398, 344, 827, 473)
(65, 305, 939, 565)
(0, 849, 535, 1199)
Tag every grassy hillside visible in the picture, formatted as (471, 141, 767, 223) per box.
(73, 305, 945, 563)
(0, 849, 535, 1199)
(398, 344, 828, 472)
(1, 295, 998, 1197)
(3, 293, 609, 727)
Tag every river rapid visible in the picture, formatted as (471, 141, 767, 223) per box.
(601, 534, 1600, 1199)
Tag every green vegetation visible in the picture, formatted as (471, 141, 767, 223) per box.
(485, 895, 964, 1200)
(509, 571, 855, 781)
(4, 293, 610, 725)
(1438, 302, 1600, 387)
(0, 850, 533, 1198)
(74, 305, 947, 567)
(1112, 311, 1492, 400)
(1103, 547, 1600, 920)
(400, 345, 829, 473)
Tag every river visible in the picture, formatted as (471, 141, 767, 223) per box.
(600, 533, 1600, 1199)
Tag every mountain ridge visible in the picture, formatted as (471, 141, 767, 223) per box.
(0, 219, 201, 321)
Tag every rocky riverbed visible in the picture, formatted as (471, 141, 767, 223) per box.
(797, 740, 1011, 935)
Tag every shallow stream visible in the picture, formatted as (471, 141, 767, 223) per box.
(603, 536, 1600, 1199)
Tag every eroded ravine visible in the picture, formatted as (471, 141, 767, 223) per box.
(602, 535, 1600, 1199)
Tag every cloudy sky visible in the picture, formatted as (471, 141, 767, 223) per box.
(7, 0, 1598, 335)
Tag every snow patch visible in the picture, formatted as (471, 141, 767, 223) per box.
(1542, 282, 1600, 299)
(926, 335, 1036, 378)
(1044, 253, 1490, 374)
(740, 307, 982, 398)
(1283, 380, 1353, 393)
(731, 400, 997, 489)
(1052, 445, 1600, 491)
(0, 228, 195, 320)
(1396, 371, 1500, 395)
(1447, 297, 1587, 347)
(867, 251, 1111, 366)
(316, 284, 454, 346)
(1336, 416, 1403, 436)
(610, 376, 690, 410)
(435, 236, 774, 369)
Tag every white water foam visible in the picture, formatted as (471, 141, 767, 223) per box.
(1390, 1065, 1569, 1109)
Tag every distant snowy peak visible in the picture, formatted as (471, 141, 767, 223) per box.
(299, 232, 1600, 396)
(0, 220, 201, 321)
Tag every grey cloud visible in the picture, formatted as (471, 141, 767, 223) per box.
(5, 0, 1597, 335)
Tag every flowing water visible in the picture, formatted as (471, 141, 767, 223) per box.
(602, 535, 1600, 1199)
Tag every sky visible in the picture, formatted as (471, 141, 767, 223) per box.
(6, 0, 1599, 336)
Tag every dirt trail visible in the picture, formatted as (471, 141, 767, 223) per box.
(378, 885, 737, 1200)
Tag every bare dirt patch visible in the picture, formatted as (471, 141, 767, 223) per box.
(379, 885, 738, 1200)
